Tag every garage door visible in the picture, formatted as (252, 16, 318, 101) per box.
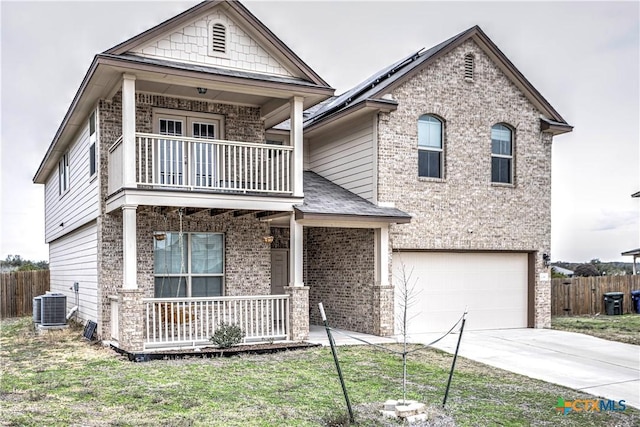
(392, 252, 528, 334)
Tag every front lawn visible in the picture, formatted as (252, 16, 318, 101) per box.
(552, 314, 640, 345)
(1, 316, 638, 426)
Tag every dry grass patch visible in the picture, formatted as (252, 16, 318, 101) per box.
(552, 314, 640, 345)
(1, 317, 638, 426)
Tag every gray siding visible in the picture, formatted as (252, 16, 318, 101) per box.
(49, 222, 98, 323)
(44, 120, 99, 243)
(308, 116, 375, 202)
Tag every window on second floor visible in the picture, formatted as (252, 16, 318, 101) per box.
(89, 111, 97, 177)
(154, 112, 222, 187)
(58, 152, 70, 195)
(491, 124, 513, 184)
(418, 114, 444, 179)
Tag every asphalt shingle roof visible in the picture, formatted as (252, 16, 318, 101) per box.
(296, 171, 411, 223)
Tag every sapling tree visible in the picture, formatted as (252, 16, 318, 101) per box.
(394, 257, 421, 403)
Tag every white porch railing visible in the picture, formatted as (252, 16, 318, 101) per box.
(135, 133, 292, 194)
(143, 295, 290, 350)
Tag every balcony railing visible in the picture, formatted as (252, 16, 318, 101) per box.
(143, 295, 290, 350)
(136, 133, 292, 194)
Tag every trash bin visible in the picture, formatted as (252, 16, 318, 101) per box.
(631, 290, 640, 314)
(603, 292, 624, 315)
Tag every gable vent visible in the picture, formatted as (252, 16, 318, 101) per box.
(464, 54, 474, 80)
(211, 23, 226, 54)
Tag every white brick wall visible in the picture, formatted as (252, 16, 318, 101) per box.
(132, 10, 293, 77)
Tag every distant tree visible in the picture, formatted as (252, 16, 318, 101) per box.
(574, 263, 600, 277)
(1, 255, 49, 271)
(551, 268, 567, 279)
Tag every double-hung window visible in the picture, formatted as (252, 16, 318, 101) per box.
(418, 114, 444, 178)
(154, 232, 224, 298)
(58, 152, 70, 195)
(491, 124, 513, 184)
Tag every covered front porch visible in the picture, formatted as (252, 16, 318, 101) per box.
(110, 294, 291, 351)
(102, 204, 310, 353)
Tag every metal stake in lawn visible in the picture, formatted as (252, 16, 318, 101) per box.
(442, 309, 468, 408)
(319, 302, 354, 424)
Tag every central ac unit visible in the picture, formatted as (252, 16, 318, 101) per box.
(40, 294, 67, 326)
(33, 296, 43, 324)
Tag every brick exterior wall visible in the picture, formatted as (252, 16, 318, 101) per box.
(306, 227, 380, 334)
(377, 39, 553, 328)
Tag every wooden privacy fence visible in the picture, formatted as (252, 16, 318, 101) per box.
(0, 271, 50, 319)
(551, 276, 640, 316)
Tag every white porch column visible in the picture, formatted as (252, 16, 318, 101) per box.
(289, 213, 304, 286)
(290, 96, 304, 197)
(122, 73, 136, 188)
(122, 204, 138, 290)
(374, 225, 390, 286)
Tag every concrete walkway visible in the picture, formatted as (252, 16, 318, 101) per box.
(307, 325, 639, 409)
(307, 325, 398, 346)
(412, 328, 640, 410)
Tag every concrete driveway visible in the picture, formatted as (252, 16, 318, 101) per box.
(415, 328, 640, 410)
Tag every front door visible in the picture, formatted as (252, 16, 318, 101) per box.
(271, 249, 289, 295)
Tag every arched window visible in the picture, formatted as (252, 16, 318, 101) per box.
(491, 124, 513, 184)
(418, 115, 444, 178)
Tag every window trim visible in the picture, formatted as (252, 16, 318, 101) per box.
(153, 232, 226, 297)
(152, 109, 225, 137)
(490, 123, 514, 185)
(417, 114, 445, 179)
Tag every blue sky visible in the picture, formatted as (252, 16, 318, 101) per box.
(1, 1, 638, 262)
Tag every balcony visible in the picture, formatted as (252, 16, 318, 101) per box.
(108, 133, 293, 197)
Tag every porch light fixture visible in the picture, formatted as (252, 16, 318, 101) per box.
(543, 253, 551, 268)
(154, 232, 167, 241)
(196, 87, 207, 95)
(262, 235, 274, 244)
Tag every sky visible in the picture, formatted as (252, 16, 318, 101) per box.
(1, 0, 638, 263)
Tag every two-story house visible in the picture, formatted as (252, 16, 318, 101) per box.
(34, 0, 571, 354)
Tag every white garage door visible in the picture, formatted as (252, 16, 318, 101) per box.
(393, 252, 528, 334)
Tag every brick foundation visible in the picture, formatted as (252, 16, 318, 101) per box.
(118, 289, 144, 353)
(285, 286, 309, 341)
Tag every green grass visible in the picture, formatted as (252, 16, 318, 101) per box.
(552, 314, 640, 345)
(1, 316, 638, 426)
